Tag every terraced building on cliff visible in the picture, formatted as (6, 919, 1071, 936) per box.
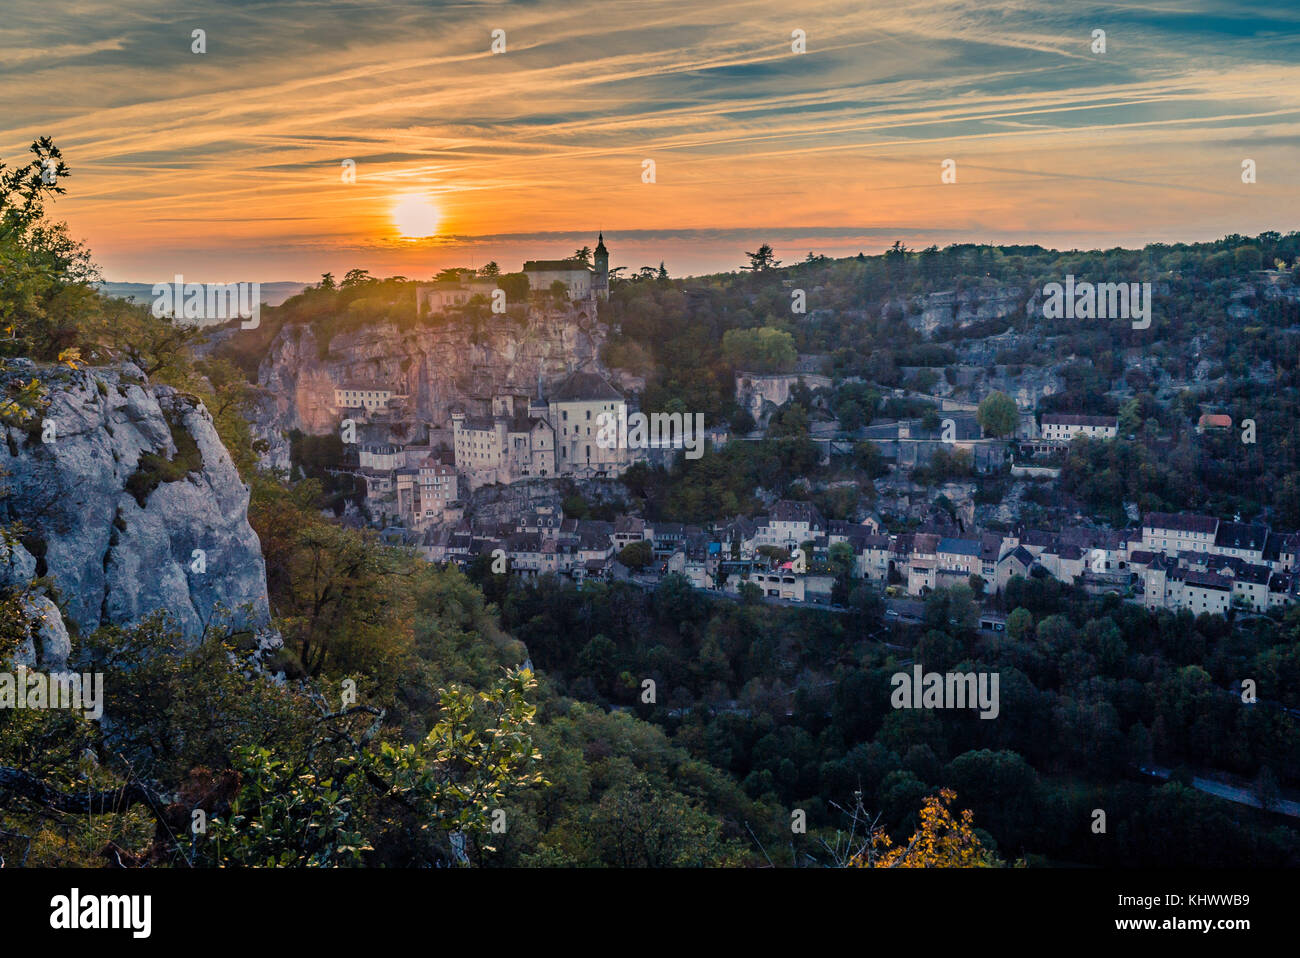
(449, 369, 633, 490)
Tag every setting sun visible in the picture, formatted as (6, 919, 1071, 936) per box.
(392, 194, 441, 239)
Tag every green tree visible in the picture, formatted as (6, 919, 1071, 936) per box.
(497, 272, 530, 305)
(722, 326, 797, 373)
(617, 540, 654, 570)
(853, 440, 889, 478)
(590, 774, 743, 866)
(0, 137, 101, 360)
(1117, 397, 1142, 437)
(828, 541, 856, 577)
(977, 390, 1019, 438)
(1006, 607, 1034, 641)
(743, 243, 781, 272)
(204, 669, 544, 867)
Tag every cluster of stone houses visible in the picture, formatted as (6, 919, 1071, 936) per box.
(416, 499, 1300, 617)
(331, 234, 709, 526)
(874, 509, 1299, 615)
(352, 368, 689, 531)
(1129, 513, 1298, 615)
(450, 372, 634, 490)
(421, 508, 621, 582)
(357, 443, 465, 532)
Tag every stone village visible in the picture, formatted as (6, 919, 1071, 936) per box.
(320, 238, 1300, 622)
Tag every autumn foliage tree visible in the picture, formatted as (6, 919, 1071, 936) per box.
(852, 789, 1000, 868)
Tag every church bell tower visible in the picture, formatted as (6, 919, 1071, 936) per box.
(593, 232, 609, 301)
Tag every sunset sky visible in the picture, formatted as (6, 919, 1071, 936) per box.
(3, 0, 1298, 283)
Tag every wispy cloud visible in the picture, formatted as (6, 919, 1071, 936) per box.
(2, 0, 1297, 279)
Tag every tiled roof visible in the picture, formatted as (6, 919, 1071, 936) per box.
(912, 533, 940, 555)
(937, 537, 981, 556)
(551, 370, 622, 402)
(1059, 526, 1123, 551)
(1236, 563, 1272, 585)
(1042, 413, 1117, 427)
(1214, 521, 1269, 551)
(980, 533, 1004, 561)
(1005, 545, 1035, 566)
(1143, 512, 1219, 535)
(772, 500, 825, 525)
(505, 532, 542, 552)
(523, 259, 591, 272)
(1181, 570, 1232, 591)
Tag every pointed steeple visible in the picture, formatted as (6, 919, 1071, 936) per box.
(593, 232, 610, 301)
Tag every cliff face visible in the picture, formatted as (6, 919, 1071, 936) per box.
(464, 477, 631, 524)
(257, 306, 610, 435)
(892, 287, 1026, 337)
(0, 362, 271, 655)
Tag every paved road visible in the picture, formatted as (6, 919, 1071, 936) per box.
(1140, 766, 1300, 818)
(623, 576, 995, 630)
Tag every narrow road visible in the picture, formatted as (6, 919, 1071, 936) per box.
(1140, 765, 1300, 817)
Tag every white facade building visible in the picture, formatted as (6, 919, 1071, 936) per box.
(1040, 414, 1118, 441)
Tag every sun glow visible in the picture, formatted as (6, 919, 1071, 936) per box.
(392, 194, 441, 238)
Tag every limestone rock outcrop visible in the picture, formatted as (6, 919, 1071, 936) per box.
(257, 306, 610, 436)
(0, 362, 271, 645)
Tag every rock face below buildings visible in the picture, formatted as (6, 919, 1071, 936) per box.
(874, 475, 978, 528)
(892, 286, 1026, 337)
(0, 362, 271, 654)
(257, 305, 610, 437)
(465, 477, 632, 525)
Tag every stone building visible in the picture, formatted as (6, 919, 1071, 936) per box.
(548, 370, 629, 478)
(451, 393, 556, 490)
(395, 457, 460, 530)
(1039, 413, 1118, 441)
(418, 277, 500, 316)
(523, 261, 593, 300)
(334, 384, 400, 412)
